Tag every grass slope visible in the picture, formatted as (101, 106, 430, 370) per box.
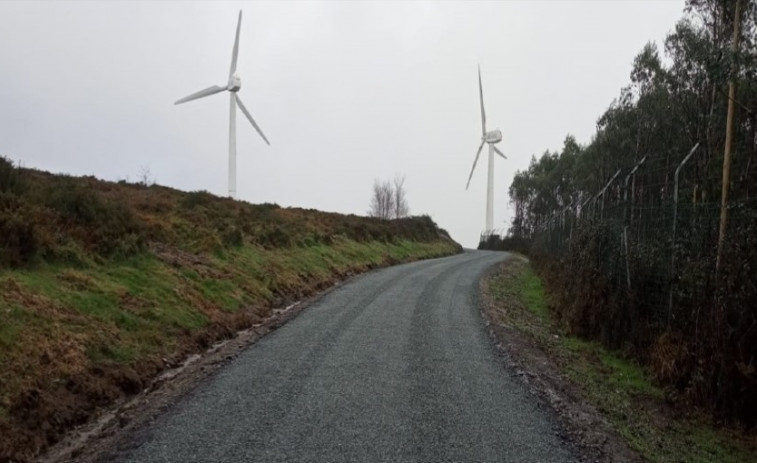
(0, 158, 461, 461)
(486, 256, 757, 463)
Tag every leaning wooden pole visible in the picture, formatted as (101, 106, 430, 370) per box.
(716, 0, 743, 272)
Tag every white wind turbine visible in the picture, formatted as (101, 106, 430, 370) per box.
(466, 65, 506, 232)
(175, 10, 270, 199)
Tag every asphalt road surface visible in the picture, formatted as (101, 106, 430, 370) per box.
(112, 250, 577, 462)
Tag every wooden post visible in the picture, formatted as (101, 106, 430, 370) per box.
(716, 0, 742, 272)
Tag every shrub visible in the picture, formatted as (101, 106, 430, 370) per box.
(44, 180, 143, 258)
(0, 198, 38, 267)
(0, 156, 22, 194)
(221, 226, 244, 248)
(181, 190, 216, 210)
(258, 226, 292, 249)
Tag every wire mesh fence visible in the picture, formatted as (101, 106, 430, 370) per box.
(482, 141, 757, 424)
(528, 144, 757, 328)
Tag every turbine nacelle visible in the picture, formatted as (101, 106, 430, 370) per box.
(227, 73, 241, 92)
(484, 129, 502, 144)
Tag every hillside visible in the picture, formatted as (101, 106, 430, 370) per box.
(0, 157, 461, 461)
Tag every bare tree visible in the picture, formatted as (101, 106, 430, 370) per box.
(368, 175, 410, 219)
(138, 165, 155, 186)
(368, 179, 394, 219)
(393, 174, 409, 218)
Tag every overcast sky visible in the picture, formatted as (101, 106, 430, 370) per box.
(0, 0, 685, 247)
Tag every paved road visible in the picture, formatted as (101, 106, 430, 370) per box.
(113, 251, 576, 462)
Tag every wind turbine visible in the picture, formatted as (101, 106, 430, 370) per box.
(175, 10, 270, 199)
(466, 65, 506, 232)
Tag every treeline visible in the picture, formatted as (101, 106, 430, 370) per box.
(502, 0, 757, 426)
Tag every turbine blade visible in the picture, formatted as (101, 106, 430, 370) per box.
(174, 85, 227, 105)
(493, 145, 507, 159)
(235, 94, 270, 145)
(466, 140, 486, 190)
(478, 65, 486, 136)
(229, 10, 242, 78)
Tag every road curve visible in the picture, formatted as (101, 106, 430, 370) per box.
(111, 250, 576, 462)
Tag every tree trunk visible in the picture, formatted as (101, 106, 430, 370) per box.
(716, 0, 743, 272)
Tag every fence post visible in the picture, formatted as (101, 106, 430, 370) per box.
(597, 169, 622, 220)
(623, 156, 648, 290)
(668, 143, 700, 323)
(561, 200, 573, 247)
(580, 194, 592, 220)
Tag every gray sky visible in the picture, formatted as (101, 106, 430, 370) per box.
(0, 0, 685, 247)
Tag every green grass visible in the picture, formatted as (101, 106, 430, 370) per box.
(0, 238, 458, 411)
(87, 343, 134, 364)
(4, 258, 213, 366)
(518, 264, 551, 321)
(560, 336, 755, 463)
(487, 257, 757, 463)
(198, 278, 242, 311)
(488, 256, 551, 339)
(561, 336, 661, 398)
(0, 305, 29, 356)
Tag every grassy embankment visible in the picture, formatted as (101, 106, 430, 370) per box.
(0, 158, 461, 460)
(486, 255, 756, 463)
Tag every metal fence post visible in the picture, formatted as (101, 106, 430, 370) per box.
(623, 156, 648, 290)
(668, 143, 700, 323)
(598, 169, 622, 220)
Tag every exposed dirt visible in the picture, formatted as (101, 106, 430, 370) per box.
(37, 278, 347, 463)
(479, 255, 642, 463)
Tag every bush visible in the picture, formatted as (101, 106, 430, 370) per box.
(221, 226, 244, 248)
(181, 190, 216, 210)
(0, 156, 22, 194)
(0, 196, 38, 267)
(528, 213, 757, 426)
(44, 180, 143, 258)
(258, 226, 292, 249)
(478, 233, 531, 252)
(0, 167, 458, 270)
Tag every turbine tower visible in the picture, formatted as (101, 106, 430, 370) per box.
(175, 10, 270, 199)
(466, 65, 506, 232)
